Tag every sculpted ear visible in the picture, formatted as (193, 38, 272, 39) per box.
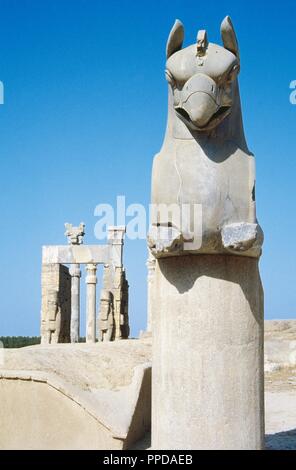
(221, 16, 239, 60)
(166, 20, 184, 59)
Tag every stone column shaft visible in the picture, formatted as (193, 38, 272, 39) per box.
(108, 226, 126, 268)
(85, 264, 97, 343)
(152, 255, 264, 450)
(70, 264, 81, 343)
(146, 254, 156, 333)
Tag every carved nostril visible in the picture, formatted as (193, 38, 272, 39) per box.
(175, 107, 190, 121)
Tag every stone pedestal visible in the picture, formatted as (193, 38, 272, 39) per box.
(70, 264, 81, 343)
(85, 264, 97, 343)
(152, 255, 264, 450)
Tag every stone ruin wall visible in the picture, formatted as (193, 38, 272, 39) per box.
(41, 264, 71, 343)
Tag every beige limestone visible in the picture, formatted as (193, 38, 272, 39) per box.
(0, 378, 122, 450)
(42, 245, 109, 265)
(149, 16, 264, 450)
(2, 326, 296, 449)
(0, 339, 151, 449)
(70, 264, 81, 343)
(101, 265, 129, 340)
(146, 254, 156, 333)
(149, 16, 263, 259)
(85, 264, 97, 343)
(99, 227, 129, 340)
(108, 226, 126, 268)
(98, 289, 114, 341)
(40, 264, 71, 344)
(64, 223, 85, 343)
(41, 225, 130, 344)
(152, 255, 264, 450)
(64, 222, 85, 245)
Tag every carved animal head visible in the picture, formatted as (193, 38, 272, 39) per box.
(166, 16, 240, 132)
(64, 222, 85, 245)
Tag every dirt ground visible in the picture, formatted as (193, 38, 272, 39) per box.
(132, 367, 296, 450)
(265, 366, 296, 450)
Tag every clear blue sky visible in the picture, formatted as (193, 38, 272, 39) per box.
(0, 0, 295, 337)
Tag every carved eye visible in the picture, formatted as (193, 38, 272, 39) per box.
(227, 64, 240, 82)
(165, 69, 177, 88)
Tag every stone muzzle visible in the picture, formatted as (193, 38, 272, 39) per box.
(175, 73, 223, 129)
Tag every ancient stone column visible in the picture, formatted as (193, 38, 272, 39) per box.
(64, 222, 85, 343)
(69, 264, 81, 343)
(146, 253, 156, 333)
(152, 256, 264, 450)
(108, 226, 126, 269)
(85, 263, 97, 343)
(149, 17, 264, 450)
(107, 226, 129, 340)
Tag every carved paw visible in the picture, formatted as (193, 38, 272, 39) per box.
(148, 225, 184, 258)
(221, 222, 264, 256)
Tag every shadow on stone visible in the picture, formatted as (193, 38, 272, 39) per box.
(158, 254, 263, 327)
(265, 429, 296, 450)
(130, 432, 151, 450)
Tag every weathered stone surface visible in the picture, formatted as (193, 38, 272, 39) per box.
(152, 255, 264, 450)
(148, 226, 184, 258)
(85, 264, 97, 343)
(98, 289, 114, 342)
(1, 326, 296, 449)
(101, 265, 129, 341)
(98, 227, 129, 340)
(42, 225, 130, 343)
(64, 222, 85, 245)
(150, 16, 263, 259)
(40, 264, 71, 344)
(42, 245, 109, 265)
(149, 16, 264, 450)
(222, 222, 263, 257)
(108, 226, 126, 268)
(0, 339, 151, 449)
(146, 254, 156, 332)
(69, 264, 81, 343)
(64, 223, 85, 343)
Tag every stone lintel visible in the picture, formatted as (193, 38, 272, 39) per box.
(42, 245, 110, 265)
